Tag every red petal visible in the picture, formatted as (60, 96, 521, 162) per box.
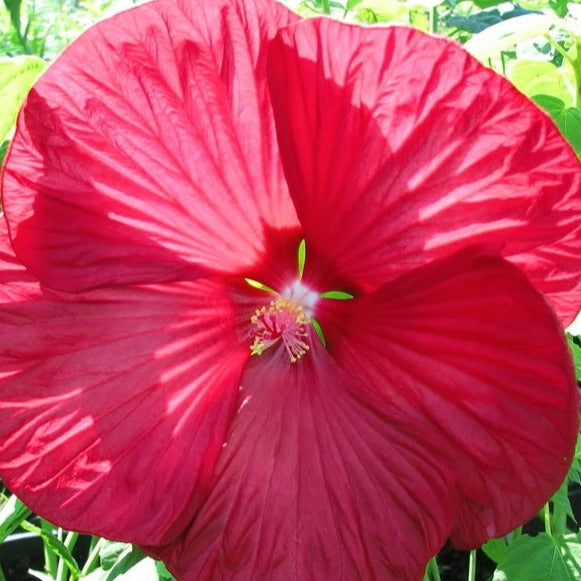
(150, 353, 454, 580)
(2, 0, 299, 292)
(0, 221, 250, 544)
(267, 20, 581, 323)
(319, 249, 578, 547)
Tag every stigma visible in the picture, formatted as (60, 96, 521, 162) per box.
(250, 297, 310, 363)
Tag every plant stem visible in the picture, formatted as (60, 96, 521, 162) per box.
(429, 6, 438, 34)
(81, 537, 106, 576)
(56, 531, 79, 581)
(467, 549, 477, 581)
(321, 0, 331, 13)
(40, 519, 58, 577)
(544, 503, 552, 537)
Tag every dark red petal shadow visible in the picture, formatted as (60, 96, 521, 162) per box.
(149, 350, 454, 581)
(319, 249, 578, 547)
(2, 0, 299, 292)
(0, 221, 250, 545)
(267, 19, 581, 323)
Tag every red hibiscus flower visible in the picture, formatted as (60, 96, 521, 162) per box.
(1, 0, 580, 578)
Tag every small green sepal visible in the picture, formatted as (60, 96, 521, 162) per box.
(320, 290, 354, 300)
(297, 239, 306, 279)
(244, 278, 277, 294)
(311, 317, 327, 347)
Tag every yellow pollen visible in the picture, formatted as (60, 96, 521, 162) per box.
(250, 297, 310, 363)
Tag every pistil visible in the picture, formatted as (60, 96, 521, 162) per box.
(250, 297, 310, 363)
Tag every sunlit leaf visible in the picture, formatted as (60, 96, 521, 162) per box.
(0, 56, 45, 143)
(511, 61, 575, 107)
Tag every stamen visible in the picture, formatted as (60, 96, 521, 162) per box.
(250, 297, 310, 363)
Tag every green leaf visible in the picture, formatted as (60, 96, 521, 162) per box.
(566, 333, 581, 384)
(3, 0, 23, 37)
(533, 97, 581, 156)
(0, 494, 31, 543)
(482, 538, 509, 564)
(492, 533, 581, 581)
(155, 560, 174, 580)
(510, 61, 575, 107)
(0, 56, 46, 144)
(320, 290, 354, 300)
(103, 545, 147, 580)
(19, 521, 82, 578)
(345, 0, 365, 10)
(100, 541, 133, 571)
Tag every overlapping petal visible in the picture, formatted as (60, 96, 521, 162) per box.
(146, 251, 577, 580)
(318, 249, 577, 547)
(150, 352, 454, 581)
(1, 0, 299, 292)
(267, 19, 581, 323)
(0, 220, 251, 544)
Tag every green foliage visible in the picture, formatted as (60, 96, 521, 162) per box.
(492, 533, 581, 581)
(535, 95, 581, 155)
(0, 55, 45, 142)
(0, 492, 31, 543)
(566, 333, 581, 382)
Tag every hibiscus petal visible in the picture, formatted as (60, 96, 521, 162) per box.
(2, 0, 299, 292)
(0, 222, 250, 544)
(149, 352, 455, 580)
(267, 19, 581, 323)
(318, 249, 578, 547)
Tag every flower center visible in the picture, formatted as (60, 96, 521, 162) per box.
(250, 297, 310, 363)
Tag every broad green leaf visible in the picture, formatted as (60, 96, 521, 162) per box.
(0, 56, 45, 143)
(19, 521, 82, 578)
(0, 494, 31, 543)
(532, 96, 581, 155)
(510, 61, 575, 107)
(482, 538, 509, 564)
(556, 108, 581, 156)
(493, 533, 581, 581)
